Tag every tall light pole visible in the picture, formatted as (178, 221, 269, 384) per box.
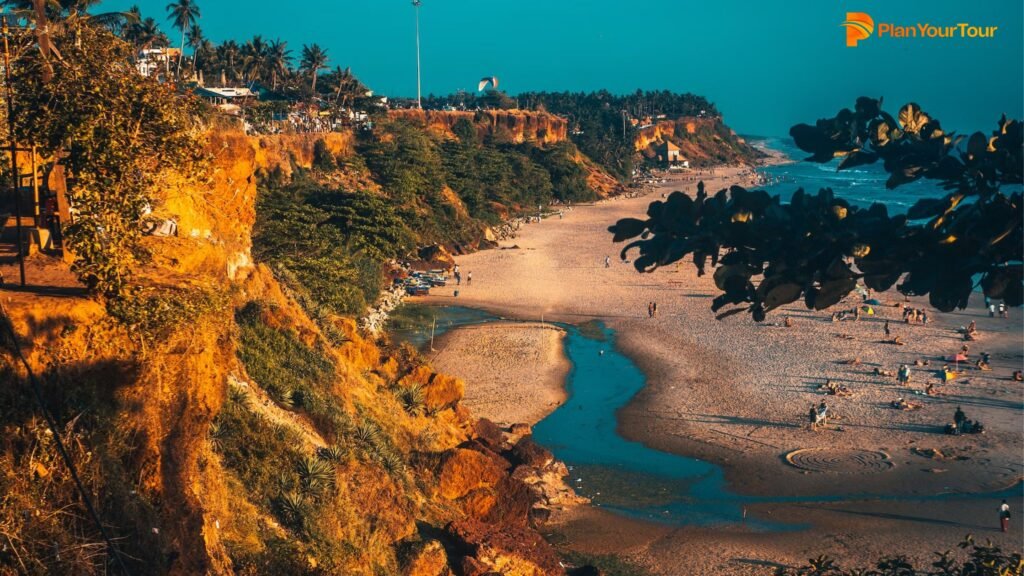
(413, 0, 422, 109)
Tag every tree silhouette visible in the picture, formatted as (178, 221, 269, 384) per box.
(609, 98, 1022, 320)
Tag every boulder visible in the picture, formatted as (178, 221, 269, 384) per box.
(510, 436, 553, 468)
(447, 519, 562, 576)
(509, 423, 532, 437)
(404, 540, 450, 576)
(417, 244, 456, 271)
(473, 419, 505, 451)
(438, 449, 507, 501)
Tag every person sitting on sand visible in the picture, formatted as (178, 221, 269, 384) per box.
(1013, 370, 1023, 382)
(925, 382, 937, 396)
(976, 359, 992, 371)
(891, 397, 918, 410)
(874, 367, 895, 377)
(784, 316, 793, 328)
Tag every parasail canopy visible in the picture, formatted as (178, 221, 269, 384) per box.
(478, 76, 499, 92)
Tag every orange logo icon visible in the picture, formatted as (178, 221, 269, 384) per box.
(843, 12, 875, 47)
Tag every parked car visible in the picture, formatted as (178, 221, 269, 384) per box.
(405, 283, 430, 296)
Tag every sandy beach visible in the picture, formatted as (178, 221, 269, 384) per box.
(416, 165, 1024, 574)
(428, 322, 570, 427)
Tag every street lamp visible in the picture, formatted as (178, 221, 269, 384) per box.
(413, 0, 422, 109)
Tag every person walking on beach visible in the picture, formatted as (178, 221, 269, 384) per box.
(1000, 500, 1011, 532)
(646, 302, 653, 318)
(884, 320, 891, 338)
(467, 271, 472, 286)
(651, 302, 658, 317)
(808, 404, 818, 431)
(605, 255, 611, 268)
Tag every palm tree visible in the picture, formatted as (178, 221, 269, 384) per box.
(166, 0, 200, 76)
(216, 40, 240, 84)
(186, 23, 203, 75)
(240, 35, 267, 83)
(265, 39, 292, 91)
(129, 17, 168, 53)
(300, 43, 328, 93)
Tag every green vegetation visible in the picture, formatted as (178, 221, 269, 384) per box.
(234, 302, 345, 436)
(253, 119, 600, 319)
(254, 177, 412, 316)
(358, 119, 596, 236)
(212, 385, 355, 575)
(424, 89, 729, 180)
(107, 286, 228, 341)
(10, 24, 205, 298)
(776, 535, 1022, 575)
(610, 98, 1022, 320)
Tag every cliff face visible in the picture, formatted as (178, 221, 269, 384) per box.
(634, 116, 764, 166)
(0, 129, 577, 575)
(388, 109, 569, 145)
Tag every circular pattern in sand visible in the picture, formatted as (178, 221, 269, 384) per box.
(785, 448, 894, 474)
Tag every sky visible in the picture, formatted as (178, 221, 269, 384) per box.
(100, 0, 1023, 137)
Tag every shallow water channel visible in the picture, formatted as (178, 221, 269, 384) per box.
(388, 305, 1018, 529)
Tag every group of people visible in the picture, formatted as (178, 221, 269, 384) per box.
(947, 405, 985, 435)
(986, 299, 1009, 318)
(452, 265, 472, 287)
(808, 400, 830, 430)
(646, 302, 659, 318)
(902, 305, 929, 324)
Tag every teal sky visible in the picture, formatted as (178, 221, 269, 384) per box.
(101, 0, 1023, 137)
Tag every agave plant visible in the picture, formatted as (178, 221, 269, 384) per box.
(353, 421, 380, 446)
(396, 384, 425, 415)
(378, 450, 406, 477)
(296, 455, 335, 494)
(276, 490, 308, 532)
(317, 444, 348, 463)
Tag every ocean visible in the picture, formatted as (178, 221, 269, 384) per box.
(750, 137, 952, 214)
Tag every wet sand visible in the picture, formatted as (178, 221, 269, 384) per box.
(418, 165, 1024, 574)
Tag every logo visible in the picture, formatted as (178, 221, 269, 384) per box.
(842, 11, 998, 47)
(843, 12, 875, 47)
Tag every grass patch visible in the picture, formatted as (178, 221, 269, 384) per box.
(234, 301, 346, 437)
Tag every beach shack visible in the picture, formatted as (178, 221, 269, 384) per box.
(194, 86, 257, 115)
(656, 140, 688, 168)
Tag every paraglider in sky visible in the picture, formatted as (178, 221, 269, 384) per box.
(478, 76, 499, 92)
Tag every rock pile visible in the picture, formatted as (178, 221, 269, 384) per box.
(360, 284, 406, 334)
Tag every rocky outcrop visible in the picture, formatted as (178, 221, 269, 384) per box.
(389, 109, 568, 145)
(633, 116, 764, 167)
